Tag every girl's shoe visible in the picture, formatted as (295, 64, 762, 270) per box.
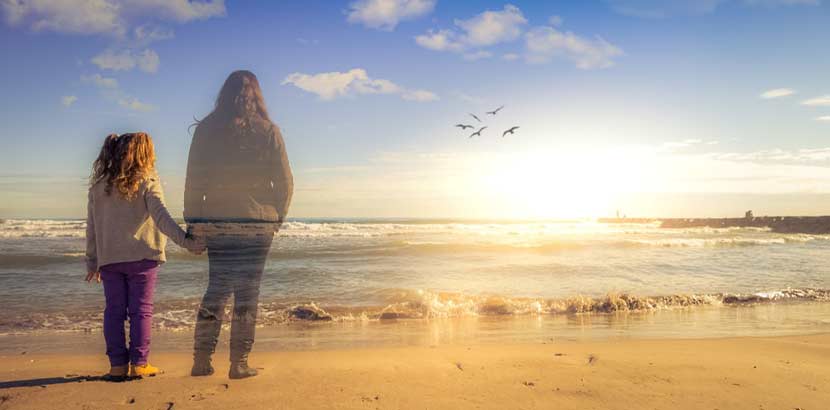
(129, 363, 162, 378)
(102, 365, 128, 382)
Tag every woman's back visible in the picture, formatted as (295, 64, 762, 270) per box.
(183, 115, 293, 223)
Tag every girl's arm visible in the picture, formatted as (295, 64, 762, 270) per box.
(85, 190, 98, 274)
(144, 178, 202, 251)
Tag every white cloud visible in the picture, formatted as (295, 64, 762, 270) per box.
(81, 73, 119, 88)
(415, 29, 464, 52)
(81, 73, 156, 111)
(463, 50, 493, 61)
(402, 89, 439, 102)
(133, 24, 174, 44)
(760, 88, 795, 99)
(124, 0, 226, 23)
(118, 97, 156, 112)
(91, 48, 159, 73)
(282, 68, 438, 102)
(451, 91, 484, 104)
(525, 26, 623, 69)
(454, 4, 527, 47)
(61, 95, 77, 107)
(1, 0, 225, 36)
(415, 5, 621, 70)
(802, 95, 830, 106)
(415, 4, 526, 53)
(817, 116, 830, 122)
(347, 0, 435, 30)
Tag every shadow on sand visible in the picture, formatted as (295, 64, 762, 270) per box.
(0, 375, 108, 389)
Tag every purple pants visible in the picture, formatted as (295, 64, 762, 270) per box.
(100, 259, 159, 366)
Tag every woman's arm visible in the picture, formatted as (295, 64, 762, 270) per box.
(85, 190, 98, 274)
(145, 178, 202, 251)
(183, 127, 208, 222)
(270, 125, 294, 223)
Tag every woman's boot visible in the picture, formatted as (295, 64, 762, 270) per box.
(191, 350, 215, 376)
(229, 350, 258, 379)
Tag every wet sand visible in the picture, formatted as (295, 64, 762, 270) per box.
(0, 333, 827, 409)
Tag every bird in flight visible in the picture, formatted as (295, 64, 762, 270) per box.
(455, 124, 474, 130)
(486, 106, 504, 116)
(469, 126, 487, 138)
(469, 113, 482, 122)
(502, 126, 519, 137)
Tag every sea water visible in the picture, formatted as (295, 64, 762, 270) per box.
(0, 218, 828, 350)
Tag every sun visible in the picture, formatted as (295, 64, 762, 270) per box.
(473, 146, 649, 219)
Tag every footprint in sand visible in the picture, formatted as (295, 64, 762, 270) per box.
(587, 354, 598, 366)
(189, 383, 229, 401)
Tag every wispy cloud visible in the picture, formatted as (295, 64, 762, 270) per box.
(415, 6, 622, 69)
(817, 116, 830, 122)
(282, 68, 438, 102)
(0, 0, 225, 36)
(60, 95, 77, 107)
(81, 73, 156, 112)
(802, 95, 830, 106)
(462, 50, 493, 61)
(91, 49, 160, 73)
(81, 73, 119, 88)
(606, 0, 819, 18)
(347, 0, 435, 30)
(760, 88, 795, 99)
(415, 5, 527, 52)
(524, 25, 623, 69)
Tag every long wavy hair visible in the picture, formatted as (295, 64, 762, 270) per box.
(90, 132, 156, 200)
(194, 70, 271, 133)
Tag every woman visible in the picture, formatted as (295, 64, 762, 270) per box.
(184, 71, 294, 379)
(86, 132, 204, 381)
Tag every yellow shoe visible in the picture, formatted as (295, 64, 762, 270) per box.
(129, 363, 162, 378)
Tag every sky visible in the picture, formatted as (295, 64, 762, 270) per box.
(1, 0, 829, 219)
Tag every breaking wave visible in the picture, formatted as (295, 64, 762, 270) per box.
(2, 288, 827, 334)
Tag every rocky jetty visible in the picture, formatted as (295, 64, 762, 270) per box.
(598, 214, 830, 234)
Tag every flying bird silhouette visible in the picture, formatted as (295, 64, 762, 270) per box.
(455, 124, 474, 130)
(469, 113, 482, 122)
(469, 126, 487, 138)
(486, 106, 504, 116)
(502, 126, 519, 137)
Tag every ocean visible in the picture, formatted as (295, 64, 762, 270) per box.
(1, 218, 829, 348)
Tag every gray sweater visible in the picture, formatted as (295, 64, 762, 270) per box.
(85, 177, 196, 272)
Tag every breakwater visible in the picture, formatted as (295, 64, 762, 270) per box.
(598, 216, 830, 234)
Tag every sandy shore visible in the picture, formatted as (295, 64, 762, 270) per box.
(0, 334, 827, 409)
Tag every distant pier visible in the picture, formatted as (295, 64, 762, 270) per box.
(597, 215, 830, 234)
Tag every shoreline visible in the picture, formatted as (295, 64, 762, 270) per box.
(3, 302, 830, 356)
(1, 333, 827, 409)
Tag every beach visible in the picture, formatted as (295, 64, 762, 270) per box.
(2, 218, 829, 408)
(1, 333, 827, 409)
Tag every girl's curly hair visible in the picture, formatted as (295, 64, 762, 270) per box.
(90, 132, 156, 200)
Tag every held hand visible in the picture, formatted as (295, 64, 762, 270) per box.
(187, 236, 207, 255)
(85, 271, 101, 283)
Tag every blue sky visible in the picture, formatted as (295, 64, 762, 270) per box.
(1, 0, 829, 218)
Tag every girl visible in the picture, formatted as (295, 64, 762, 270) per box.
(85, 132, 204, 381)
(185, 70, 293, 379)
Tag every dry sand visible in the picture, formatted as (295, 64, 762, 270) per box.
(0, 334, 827, 409)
